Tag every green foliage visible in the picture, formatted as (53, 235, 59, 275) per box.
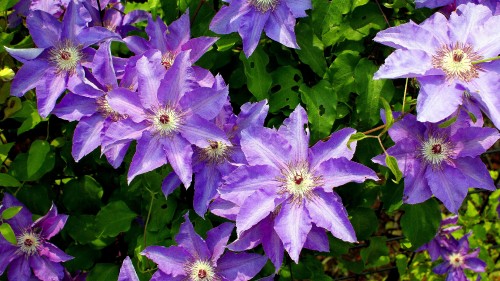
(401, 199, 441, 250)
(95, 201, 137, 238)
(240, 47, 272, 101)
(1, 206, 22, 219)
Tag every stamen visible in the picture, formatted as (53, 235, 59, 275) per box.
(432, 43, 482, 82)
(249, 0, 280, 12)
(198, 140, 231, 165)
(151, 106, 182, 136)
(420, 136, 453, 167)
(448, 252, 464, 268)
(186, 260, 218, 281)
(96, 96, 125, 122)
(49, 40, 83, 74)
(16, 231, 41, 256)
(277, 162, 322, 203)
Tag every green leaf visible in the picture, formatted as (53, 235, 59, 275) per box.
(349, 207, 378, 240)
(385, 155, 402, 184)
(300, 80, 337, 144)
(2, 97, 22, 120)
(12, 101, 43, 135)
(295, 21, 327, 77)
(0, 173, 21, 187)
(380, 97, 393, 134)
(326, 51, 361, 103)
(360, 236, 390, 267)
(0, 223, 16, 244)
(395, 254, 408, 276)
(269, 66, 302, 113)
(27, 140, 51, 178)
(62, 176, 103, 213)
(0, 0, 19, 12)
(95, 201, 136, 238)
(347, 132, 367, 149)
(86, 263, 119, 281)
(438, 116, 457, 128)
(400, 199, 441, 250)
(0, 32, 15, 52)
(239, 47, 272, 100)
(65, 215, 98, 244)
(1, 206, 23, 220)
(354, 59, 394, 128)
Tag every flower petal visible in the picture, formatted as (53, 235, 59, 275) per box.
(36, 72, 68, 117)
(161, 172, 183, 198)
(454, 157, 496, 192)
(416, 76, 463, 124)
(317, 158, 378, 190)
(304, 225, 329, 252)
(136, 51, 165, 109)
(210, 2, 251, 34)
(426, 164, 468, 213)
(39, 242, 73, 263)
(118, 256, 139, 281)
(72, 115, 105, 162)
(10, 59, 50, 97)
(451, 127, 499, 158)
(175, 214, 211, 260)
(141, 245, 190, 277)
(217, 252, 268, 281)
(53, 93, 97, 121)
(26, 10, 61, 48)
(309, 128, 357, 170)
(30, 255, 65, 281)
(181, 37, 219, 63)
(264, 3, 298, 48)
(128, 131, 168, 183)
(237, 188, 282, 235)
(179, 114, 229, 148)
(240, 126, 291, 171)
(277, 104, 309, 163)
(157, 51, 195, 106)
(165, 12, 190, 52)
(193, 166, 221, 217)
(162, 133, 194, 188)
(374, 49, 436, 79)
(8, 257, 31, 281)
(206, 222, 234, 264)
(239, 9, 270, 57)
(145, 16, 169, 53)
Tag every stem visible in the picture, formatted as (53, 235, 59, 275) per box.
(45, 120, 50, 141)
(377, 136, 388, 156)
(143, 190, 155, 249)
(191, 0, 206, 27)
(472, 56, 500, 64)
(374, 0, 390, 27)
(402, 78, 409, 114)
(363, 124, 386, 135)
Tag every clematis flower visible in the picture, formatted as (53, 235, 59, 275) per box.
(372, 112, 499, 213)
(104, 50, 229, 186)
(53, 41, 134, 167)
(141, 214, 267, 281)
(209, 0, 311, 57)
(417, 215, 462, 261)
(162, 100, 269, 217)
(0, 193, 72, 281)
(8, 0, 70, 27)
(219, 105, 378, 265)
(118, 256, 139, 281)
(373, 3, 500, 129)
(6, 0, 120, 117)
(124, 11, 217, 68)
(433, 232, 486, 281)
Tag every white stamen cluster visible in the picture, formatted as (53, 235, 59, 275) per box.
(448, 252, 464, 268)
(199, 140, 231, 165)
(151, 106, 182, 136)
(96, 96, 125, 122)
(49, 40, 83, 74)
(186, 260, 218, 281)
(432, 43, 482, 82)
(249, 0, 279, 12)
(278, 162, 322, 203)
(420, 136, 452, 167)
(16, 231, 41, 256)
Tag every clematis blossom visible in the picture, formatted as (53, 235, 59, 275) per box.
(6, 0, 120, 117)
(219, 105, 378, 266)
(141, 214, 267, 281)
(104, 50, 229, 187)
(210, 0, 311, 57)
(417, 215, 462, 261)
(372, 112, 499, 213)
(0, 193, 72, 281)
(374, 3, 500, 129)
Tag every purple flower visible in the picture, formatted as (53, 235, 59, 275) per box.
(118, 256, 139, 281)
(8, 0, 70, 27)
(141, 214, 267, 281)
(417, 215, 462, 261)
(373, 112, 499, 213)
(433, 232, 486, 281)
(162, 100, 269, 217)
(0, 193, 72, 281)
(415, 0, 498, 15)
(373, 3, 500, 129)
(209, 0, 311, 57)
(6, 0, 119, 117)
(124, 11, 217, 67)
(104, 50, 229, 186)
(53, 41, 133, 167)
(219, 105, 378, 265)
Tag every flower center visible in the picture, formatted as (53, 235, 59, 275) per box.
(278, 162, 322, 202)
(96, 96, 124, 122)
(188, 260, 217, 281)
(17, 232, 41, 256)
(420, 136, 452, 167)
(249, 0, 279, 12)
(448, 252, 464, 268)
(49, 40, 83, 74)
(199, 140, 231, 165)
(432, 43, 482, 82)
(161, 52, 177, 69)
(151, 106, 181, 136)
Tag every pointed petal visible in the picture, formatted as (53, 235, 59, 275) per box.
(128, 131, 168, 183)
(210, 2, 251, 34)
(373, 19, 443, 51)
(306, 190, 357, 243)
(180, 115, 229, 147)
(136, 51, 165, 109)
(286, 0, 311, 17)
(240, 126, 291, 170)
(264, 4, 299, 49)
(118, 256, 140, 281)
(30, 255, 65, 281)
(374, 49, 435, 79)
(77, 27, 121, 48)
(165, 12, 190, 52)
(237, 188, 282, 235)
(454, 157, 496, 191)
(123, 35, 152, 55)
(32, 204, 67, 239)
(0, 241, 17, 275)
(161, 172, 183, 198)
(239, 10, 270, 57)
(463, 257, 486, 272)
(53, 93, 97, 121)
(426, 164, 468, 213)
(157, 51, 195, 106)
(277, 104, 309, 163)
(106, 88, 146, 123)
(386, 113, 426, 144)
(317, 158, 378, 190)
(36, 71, 68, 117)
(103, 119, 147, 147)
(5, 47, 45, 63)
(193, 166, 221, 217)
(416, 76, 463, 124)
(26, 10, 61, 48)
(180, 81, 228, 120)
(228, 219, 265, 251)
(91, 41, 118, 88)
(235, 100, 269, 133)
(217, 252, 268, 281)
(141, 246, 190, 277)
(451, 127, 499, 158)
(206, 222, 234, 264)
(10, 59, 50, 97)
(39, 242, 73, 262)
(261, 218, 284, 270)
(181, 37, 218, 63)
(103, 141, 131, 169)
(1, 193, 32, 233)
(468, 67, 500, 129)
(72, 115, 105, 161)
(210, 198, 240, 221)
(8, 257, 31, 281)
(400, 156, 433, 205)
(162, 133, 194, 188)
(309, 128, 357, 170)
(304, 225, 329, 252)
(146, 16, 169, 53)
(62, 0, 90, 43)
(175, 214, 211, 260)
(274, 201, 312, 263)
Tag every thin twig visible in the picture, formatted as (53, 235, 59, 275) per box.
(374, 0, 391, 27)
